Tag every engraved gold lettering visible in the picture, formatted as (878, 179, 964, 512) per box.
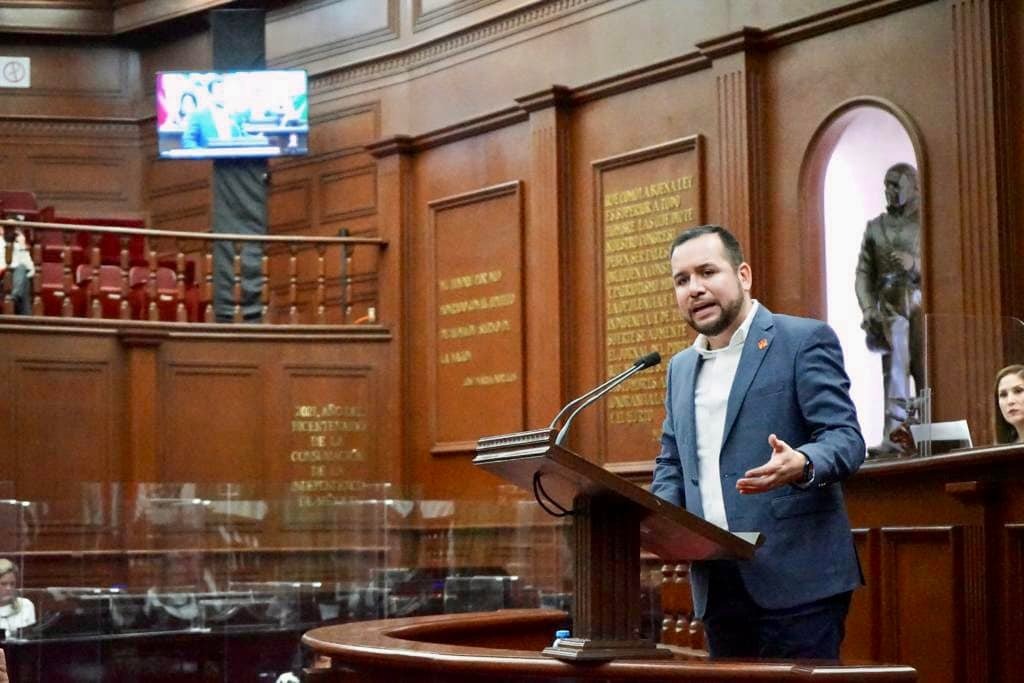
(439, 349, 472, 364)
(438, 293, 516, 316)
(291, 419, 368, 433)
(602, 171, 699, 441)
(290, 480, 366, 493)
(462, 372, 519, 387)
(439, 319, 511, 340)
(290, 449, 365, 463)
(439, 269, 503, 292)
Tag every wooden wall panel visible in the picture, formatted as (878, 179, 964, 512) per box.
(0, 122, 144, 216)
(591, 137, 702, 467)
(308, 104, 381, 158)
(567, 68, 719, 467)
(8, 353, 120, 541)
(28, 153, 129, 205)
(427, 180, 523, 454)
(12, 357, 117, 488)
(278, 363, 381, 528)
(1005, 524, 1024, 683)
(880, 527, 960, 679)
(844, 528, 879, 661)
(319, 166, 377, 223)
(405, 124, 530, 500)
(268, 178, 314, 234)
(159, 361, 265, 484)
(0, 45, 138, 119)
(147, 157, 210, 201)
(842, 452, 1024, 682)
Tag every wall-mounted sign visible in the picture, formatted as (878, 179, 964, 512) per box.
(0, 57, 30, 88)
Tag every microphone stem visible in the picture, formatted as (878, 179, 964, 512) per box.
(548, 362, 644, 430)
(554, 363, 645, 447)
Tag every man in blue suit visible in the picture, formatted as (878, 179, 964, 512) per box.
(181, 77, 244, 149)
(651, 224, 865, 660)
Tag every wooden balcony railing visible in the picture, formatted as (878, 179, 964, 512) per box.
(0, 219, 387, 325)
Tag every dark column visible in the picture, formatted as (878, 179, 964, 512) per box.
(211, 9, 267, 322)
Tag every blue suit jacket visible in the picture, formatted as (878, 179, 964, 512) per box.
(181, 108, 243, 149)
(650, 305, 865, 616)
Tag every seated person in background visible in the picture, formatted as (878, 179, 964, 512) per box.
(173, 91, 198, 128)
(994, 364, 1024, 444)
(0, 228, 35, 315)
(181, 77, 244, 148)
(0, 558, 36, 634)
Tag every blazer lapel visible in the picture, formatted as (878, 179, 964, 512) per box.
(677, 351, 701, 469)
(721, 306, 775, 447)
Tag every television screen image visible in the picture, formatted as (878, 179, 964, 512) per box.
(156, 70, 309, 159)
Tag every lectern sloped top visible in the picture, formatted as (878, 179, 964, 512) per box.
(474, 428, 760, 562)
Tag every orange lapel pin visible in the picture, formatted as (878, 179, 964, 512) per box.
(757, 338, 768, 350)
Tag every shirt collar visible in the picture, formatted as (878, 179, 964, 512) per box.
(693, 300, 759, 359)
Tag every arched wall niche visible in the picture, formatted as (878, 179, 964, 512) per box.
(798, 98, 926, 451)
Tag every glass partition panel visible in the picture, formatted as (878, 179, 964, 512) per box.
(0, 481, 582, 681)
(919, 314, 1024, 455)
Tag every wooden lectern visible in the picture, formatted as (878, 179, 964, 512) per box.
(473, 428, 761, 662)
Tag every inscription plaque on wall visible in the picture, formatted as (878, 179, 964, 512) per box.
(283, 367, 375, 527)
(430, 181, 524, 451)
(594, 137, 702, 461)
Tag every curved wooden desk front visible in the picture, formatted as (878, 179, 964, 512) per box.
(302, 608, 916, 682)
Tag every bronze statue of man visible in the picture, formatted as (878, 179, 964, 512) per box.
(855, 163, 923, 457)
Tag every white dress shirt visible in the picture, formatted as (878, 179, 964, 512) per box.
(0, 596, 36, 633)
(692, 301, 760, 529)
(1, 233, 35, 276)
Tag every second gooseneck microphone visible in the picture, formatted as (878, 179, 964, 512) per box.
(550, 351, 661, 447)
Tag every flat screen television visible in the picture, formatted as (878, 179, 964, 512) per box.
(156, 70, 309, 160)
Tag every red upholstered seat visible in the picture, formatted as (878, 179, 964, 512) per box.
(129, 266, 187, 321)
(46, 217, 147, 267)
(76, 264, 128, 319)
(0, 189, 53, 222)
(40, 262, 86, 317)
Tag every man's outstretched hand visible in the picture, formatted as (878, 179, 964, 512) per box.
(736, 433, 806, 494)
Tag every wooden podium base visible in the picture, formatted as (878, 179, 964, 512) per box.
(542, 636, 673, 661)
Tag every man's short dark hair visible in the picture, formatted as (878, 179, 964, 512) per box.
(668, 224, 744, 267)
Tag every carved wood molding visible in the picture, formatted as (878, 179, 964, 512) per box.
(950, 0, 1009, 439)
(0, 316, 393, 342)
(572, 52, 710, 105)
(713, 59, 765, 288)
(409, 106, 528, 153)
(361, 0, 943, 157)
(755, 0, 937, 50)
(269, 0, 400, 69)
(413, 0, 506, 33)
(311, 0, 601, 93)
(0, 118, 139, 139)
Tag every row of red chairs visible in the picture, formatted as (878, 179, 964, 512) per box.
(39, 263, 204, 322)
(1, 192, 209, 321)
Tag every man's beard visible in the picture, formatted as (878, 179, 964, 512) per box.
(689, 292, 744, 338)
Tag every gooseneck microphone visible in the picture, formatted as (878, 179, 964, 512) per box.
(550, 351, 661, 447)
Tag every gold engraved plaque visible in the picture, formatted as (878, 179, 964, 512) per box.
(594, 137, 702, 462)
(430, 182, 524, 450)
